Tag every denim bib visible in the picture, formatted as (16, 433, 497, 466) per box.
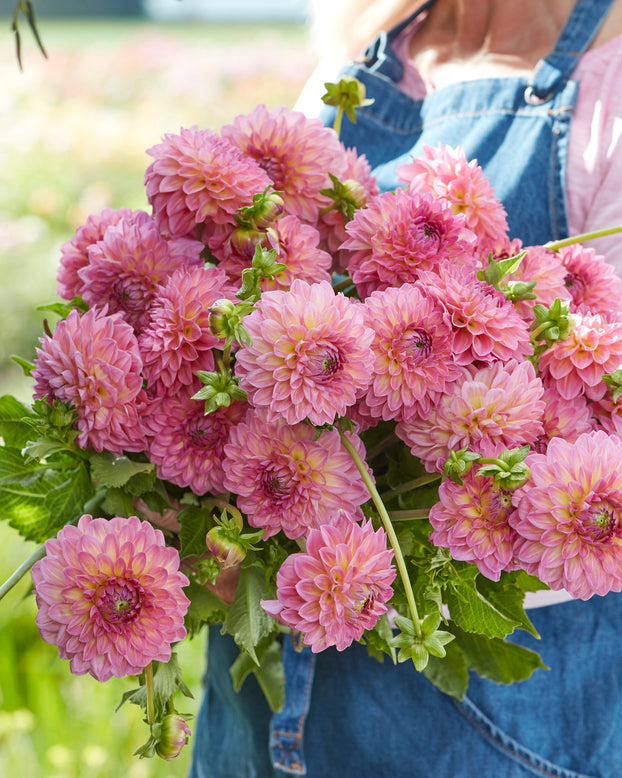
(189, 1, 621, 776)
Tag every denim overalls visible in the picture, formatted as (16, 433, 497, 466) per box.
(189, 1, 622, 776)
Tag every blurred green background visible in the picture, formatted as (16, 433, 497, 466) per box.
(0, 14, 315, 777)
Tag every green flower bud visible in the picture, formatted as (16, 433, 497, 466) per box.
(155, 714, 191, 761)
(229, 226, 267, 259)
(208, 299, 238, 339)
(205, 526, 247, 569)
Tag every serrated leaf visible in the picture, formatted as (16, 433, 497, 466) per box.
(363, 613, 396, 664)
(184, 580, 229, 627)
(0, 395, 34, 447)
(423, 639, 469, 699)
(102, 487, 135, 518)
(221, 563, 274, 664)
(230, 636, 285, 712)
(445, 566, 520, 639)
(44, 464, 95, 530)
(452, 626, 547, 685)
(89, 452, 154, 488)
(0, 446, 47, 484)
(179, 506, 214, 558)
(476, 576, 540, 638)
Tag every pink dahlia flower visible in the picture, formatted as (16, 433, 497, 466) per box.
(139, 265, 236, 394)
(397, 359, 545, 472)
(538, 312, 622, 401)
(532, 385, 594, 453)
(418, 263, 532, 365)
(145, 125, 271, 240)
(397, 143, 508, 259)
(510, 431, 622, 599)
(221, 104, 347, 224)
(429, 471, 520, 581)
(222, 409, 370, 539)
(262, 516, 396, 652)
(558, 243, 622, 315)
(32, 308, 146, 454)
(360, 283, 460, 422)
(145, 391, 247, 496)
(235, 279, 374, 425)
(31, 514, 189, 681)
(79, 211, 191, 331)
(57, 207, 137, 301)
(590, 396, 622, 437)
(341, 188, 477, 299)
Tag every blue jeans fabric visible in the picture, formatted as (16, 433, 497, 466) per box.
(189, 593, 622, 777)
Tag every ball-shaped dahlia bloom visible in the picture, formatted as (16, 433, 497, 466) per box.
(221, 104, 348, 224)
(510, 431, 622, 599)
(341, 188, 478, 299)
(145, 125, 271, 240)
(235, 279, 374, 425)
(397, 143, 509, 259)
(429, 471, 520, 581)
(397, 359, 545, 472)
(57, 207, 138, 301)
(262, 515, 396, 652)
(417, 263, 533, 365)
(31, 514, 189, 681)
(222, 408, 370, 538)
(532, 385, 595, 453)
(538, 312, 622, 401)
(360, 283, 461, 422)
(32, 308, 146, 454)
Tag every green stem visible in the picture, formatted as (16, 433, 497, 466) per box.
(0, 543, 46, 602)
(333, 106, 344, 139)
(547, 224, 622, 251)
(332, 276, 355, 295)
(530, 321, 553, 342)
(388, 509, 430, 522)
(145, 661, 156, 729)
(339, 428, 422, 638)
(381, 474, 441, 502)
(366, 432, 400, 463)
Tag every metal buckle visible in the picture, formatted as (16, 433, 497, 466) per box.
(524, 85, 554, 106)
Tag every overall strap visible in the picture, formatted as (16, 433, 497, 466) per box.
(527, 0, 617, 103)
(361, 0, 438, 82)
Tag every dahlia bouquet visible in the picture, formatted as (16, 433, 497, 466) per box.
(3, 82, 622, 761)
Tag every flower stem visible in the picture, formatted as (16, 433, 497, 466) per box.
(0, 544, 46, 602)
(145, 661, 156, 729)
(381, 474, 441, 502)
(338, 427, 423, 638)
(546, 224, 622, 251)
(332, 276, 355, 294)
(333, 106, 344, 139)
(388, 509, 430, 522)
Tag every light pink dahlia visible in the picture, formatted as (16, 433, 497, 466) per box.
(262, 516, 396, 652)
(429, 471, 520, 581)
(222, 409, 370, 539)
(145, 391, 247, 496)
(341, 189, 477, 299)
(138, 265, 236, 393)
(235, 279, 374, 425)
(31, 514, 189, 681)
(360, 283, 460, 422)
(221, 104, 348, 224)
(32, 308, 146, 454)
(557, 243, 622, 315)
(79, 210, 191, 331)
(417, 263, 533, 365)
(57, 207, 138, 301)
(532, 385, 594, 453)
(397, 360, 545, 472)
(397, 143, 509, 259)
(145, 125, 272, 240)
(510, 431, 622, 599)
(538, 312, 622, 401)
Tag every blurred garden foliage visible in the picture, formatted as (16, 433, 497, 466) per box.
(0, 16, 315, 778)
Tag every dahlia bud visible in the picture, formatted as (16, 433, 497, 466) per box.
(249, 191, 285, 230)
(208, 298, 238, 339)
(229, 225, 267, 259)
(205, 526, 247, 570)
(443, 448, 481, 484)
(155, 714, 191, 761)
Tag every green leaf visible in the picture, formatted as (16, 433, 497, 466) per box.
(452, 626, 548, 685)
(0, 395, 34, 447)
(102, 487, 135, 518)
(363, 614, 396, 664)
(184, 580, 229, 637)
(179, 506, 215, 558)
(0, 445, 47, 485)
(230, 635, 285, 712)
(445, 565, 521, 639)
(221, 563, 274, 664)
(423, 639, 469, 699)
(44, 463, 95, 531)
(476, 575, 540, 639)
(89, 452, 154, 488)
